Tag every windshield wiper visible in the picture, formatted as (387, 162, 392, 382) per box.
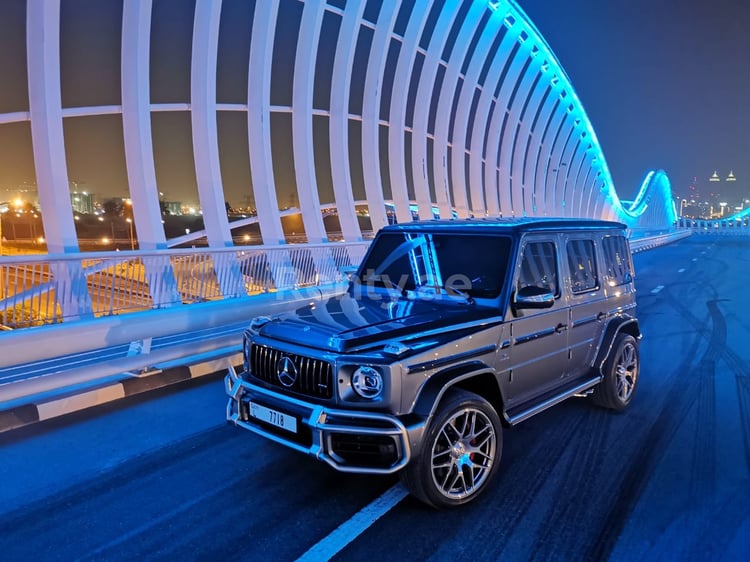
(414, 284, 475, 305)
(371, 275, 407, 297)
(445, 285, 475, 305)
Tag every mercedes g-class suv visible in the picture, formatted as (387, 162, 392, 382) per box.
(225, 218, 641, 508)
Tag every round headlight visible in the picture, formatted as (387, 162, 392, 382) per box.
(352, 366, 383, 399)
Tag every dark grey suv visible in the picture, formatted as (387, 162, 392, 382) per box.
(226, 218, 641, 508)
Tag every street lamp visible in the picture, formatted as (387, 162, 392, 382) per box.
(125, 217, 135, 250)
(0, 209, 4, 257)
(0, 205, 10, 257)
(0, 206, 7, 300)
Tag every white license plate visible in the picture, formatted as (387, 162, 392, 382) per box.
(248, 401, 298, 434)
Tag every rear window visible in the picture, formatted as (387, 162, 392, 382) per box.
(602, 235, 633, 286)
(566, 239, 599, 294)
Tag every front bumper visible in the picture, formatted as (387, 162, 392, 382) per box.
(225, 365, 421, 474)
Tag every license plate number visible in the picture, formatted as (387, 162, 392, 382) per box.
(248, 401, 297, 433)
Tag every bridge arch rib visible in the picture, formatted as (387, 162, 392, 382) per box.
(0, 0, 677, 254)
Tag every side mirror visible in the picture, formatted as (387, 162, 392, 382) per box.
(513, 286, 555, 310)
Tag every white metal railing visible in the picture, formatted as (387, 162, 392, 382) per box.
(676, 217, 750, 235)
(629, 229, 692, 252)
(0, 285, 347, 408)
(0, 242, 370, 330)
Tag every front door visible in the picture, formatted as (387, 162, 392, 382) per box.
(505, 236, 569, 410)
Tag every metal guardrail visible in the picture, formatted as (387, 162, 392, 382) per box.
(629, 229, 692, 252)
(0, 284, 347, 409)
(0, 242, 370, 330)
(686, 227, 750, 237)
(676, 217, 750, 234)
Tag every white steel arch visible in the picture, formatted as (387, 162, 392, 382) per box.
(247, 0, 285, 246)
(360, 1, 399, 233)
(410, 1, 461, 222)
(26, 0, 78, 254)
(479, 22, 524, 216)
(329, 1, 366, 241)
(292, 1, 328, 244)
(387, 0, 431, 225)
(2, 0, 680, 264)
(191, 0, 233, 248)
(121, 0, 168, 251)
(436, 1, 488, 219)
(452, 6, 504, 217)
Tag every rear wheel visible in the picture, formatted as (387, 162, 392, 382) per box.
(400, 388, 502, 509)
(592, 332, 639, 411)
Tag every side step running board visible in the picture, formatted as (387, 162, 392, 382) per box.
(506, 376, 601, 426)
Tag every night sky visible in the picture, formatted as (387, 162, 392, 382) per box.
(520, 0, 750, 202)
(0, 0, 748, 207)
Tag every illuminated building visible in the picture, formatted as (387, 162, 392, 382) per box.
(70, 191, 94, 215)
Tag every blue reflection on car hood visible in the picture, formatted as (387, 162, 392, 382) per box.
(257, 293, 502, 353)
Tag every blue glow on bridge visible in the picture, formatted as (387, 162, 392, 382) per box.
(501, 0, 676, 228)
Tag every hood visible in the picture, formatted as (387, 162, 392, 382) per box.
(257, 293, 502, 353)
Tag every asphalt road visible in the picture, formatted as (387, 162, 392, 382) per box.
(1, 236, 748, 561)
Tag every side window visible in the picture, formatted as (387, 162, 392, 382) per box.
(566, 239, 598, 294)
(602, 235, 633, 286)
(517, 241, 559, 296)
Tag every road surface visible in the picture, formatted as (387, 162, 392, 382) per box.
(1, 236, 748, 561)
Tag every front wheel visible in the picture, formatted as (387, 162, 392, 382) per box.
(400, 388, 502, 509)
(592, 332, 639, 411)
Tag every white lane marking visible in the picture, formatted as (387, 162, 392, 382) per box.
(651, 285, 664, 294)
(297, 483, 409, 561)
(678, 268, 686, 273)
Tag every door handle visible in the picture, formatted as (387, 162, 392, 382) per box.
(597, 312, 607, 321)
(555, 322, 568, 333)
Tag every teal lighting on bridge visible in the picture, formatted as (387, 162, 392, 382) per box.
(497, 1, 675, 227)
(722, 206, 750, 222)
(615, 170, 678, 226)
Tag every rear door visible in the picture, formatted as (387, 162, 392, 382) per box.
(563, 234, 607, 379)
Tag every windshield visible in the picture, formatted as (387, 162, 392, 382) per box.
(354, 232, 512, 300)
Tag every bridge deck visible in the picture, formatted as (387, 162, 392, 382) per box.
(0, 236, 748, 560)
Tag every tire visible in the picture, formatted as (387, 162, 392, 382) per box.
(400, 388, 503, 509)
(592, 332, 639, 411)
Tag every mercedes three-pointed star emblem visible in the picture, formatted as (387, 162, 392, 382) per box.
(276, 356, 298, 387)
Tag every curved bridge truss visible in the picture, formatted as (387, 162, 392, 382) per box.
(617, 170, 677, 228)
(0, 0, 676, 254)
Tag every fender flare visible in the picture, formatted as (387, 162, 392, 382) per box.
(594, 316, 641, 373)
(410, 360, 504, 419)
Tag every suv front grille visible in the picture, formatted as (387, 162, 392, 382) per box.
(249, 344, 334, 399)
